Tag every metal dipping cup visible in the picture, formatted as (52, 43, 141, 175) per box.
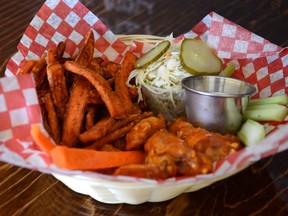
(182, 76, 256, 134)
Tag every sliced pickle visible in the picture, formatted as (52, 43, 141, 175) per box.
(180, 39, 222, 75)
(135, 40, 171, 69)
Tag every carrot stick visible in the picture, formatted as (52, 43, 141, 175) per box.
(50, 145, 145, 170)
(30, 124, 56, 155)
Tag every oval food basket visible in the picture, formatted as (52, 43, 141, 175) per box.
(52, 165, 249, 204)
(51, 34, 255, 205)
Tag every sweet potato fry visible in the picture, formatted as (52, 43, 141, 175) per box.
(61, 31, 96, 147)
(47, 49, 56, 65)
(89, 61, 120, 81)
(85, 121, 137, 150)
(17, 60, 38, 75)
(47, 49, 57, 65)
(32, 54, 47, 74)
(31, 55, 48, 89)
(102, 62, 120, 79)
(42, 116, 51, 137)
(84, 112, 153, 149)
(86, 89, 104, 105)
(61, 78, 91, 147)
(79, 117, 116, 142)
(46, 62, 69, 118)
(47, 41, 66, 65)
(36, 74, 51, 99)
(115, 52, 138, 114)
(75, 30, 94, 67)
(109, 111, 153, 132)
(34, 68, 48, 90)
(16, 57, 48, 90)
(64, 61, 126, 118)
(85, 106, 97, 130)
(89, 57, 103, 71)
(122, 51, 138, 71)
(56, 41, 66, 59)
(44, 93, 61, 143)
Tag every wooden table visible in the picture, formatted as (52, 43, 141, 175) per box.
(0, 0, 288, 215)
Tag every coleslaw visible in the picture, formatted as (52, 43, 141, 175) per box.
(127, 38, 191, 121)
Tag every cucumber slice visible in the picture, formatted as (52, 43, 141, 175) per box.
(135, 40, 171, 69)
(180, 39, 222, 75)
(237, 119, 265, 146)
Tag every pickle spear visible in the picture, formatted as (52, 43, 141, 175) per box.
(135, 40, 171, 69)
(180, 39, 222, 75)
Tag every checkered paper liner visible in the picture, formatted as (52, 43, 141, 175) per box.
(0, 0, 288, 185)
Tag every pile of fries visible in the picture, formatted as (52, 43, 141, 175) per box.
(18, 30, 151, 151)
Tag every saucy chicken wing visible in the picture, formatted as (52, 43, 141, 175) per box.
(115, 129, 213, 179)
(169, 117, 242, 162)
(193, 134, 242, 162)
(125, 115, 166, 150)
(114, 117, 241, 180)
(145, 130, 213, 177)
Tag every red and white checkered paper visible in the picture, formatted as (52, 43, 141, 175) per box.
(0, 0, 288, 184)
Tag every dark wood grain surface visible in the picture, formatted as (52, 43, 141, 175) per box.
(0, 0, 288, 215)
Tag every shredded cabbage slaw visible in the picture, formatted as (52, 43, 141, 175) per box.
(127, 38, 191, 121)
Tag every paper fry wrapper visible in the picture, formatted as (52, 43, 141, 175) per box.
(0, 0, 288, 184)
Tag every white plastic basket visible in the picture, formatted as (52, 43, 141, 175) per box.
(51, 35, 252, 204)
(52, 163, 250, 204)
